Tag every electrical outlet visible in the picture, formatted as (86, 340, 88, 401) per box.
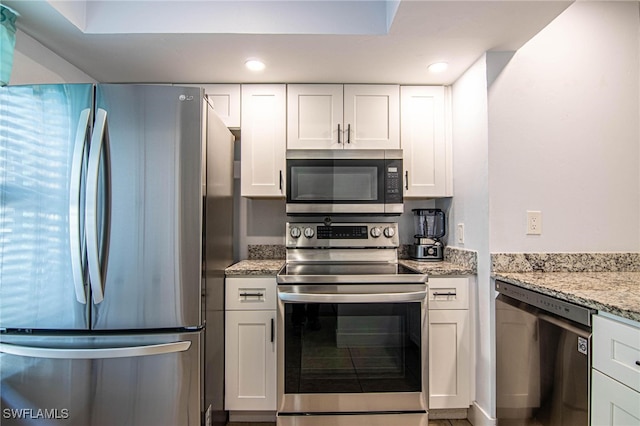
(526, 211, 542, 235)
(457, 223, 465, 244)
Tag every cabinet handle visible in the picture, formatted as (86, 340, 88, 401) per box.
(239, 292, 264, 298)
(636, 360, 640, 367)
(270, 318, 275, 343)
(338, 124, 341, 144)
(405, 171, 409, 190)
(433, 291, 457, 297)
(279, 170, 283, 191)
(347, 124, 351, 144)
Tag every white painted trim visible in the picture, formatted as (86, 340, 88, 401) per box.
(468, 401, 496, 426)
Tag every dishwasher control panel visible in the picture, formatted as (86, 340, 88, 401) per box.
(495, 280, 594, 327)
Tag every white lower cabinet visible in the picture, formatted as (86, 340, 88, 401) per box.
(225, 277, 277, 412)
(591, 315, 640, 426)
(428, 277, 471, 409)
(592, 369, 640, 425)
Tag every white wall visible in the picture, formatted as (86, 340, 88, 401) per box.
(488, 1, 640, 253)
(11, 29, 94, 84)
(450, 1, 640, 423)
(450, 54, 493, 421)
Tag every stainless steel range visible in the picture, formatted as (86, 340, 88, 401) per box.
(276, 221, 429, 426)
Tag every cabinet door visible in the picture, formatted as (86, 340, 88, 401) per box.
(241, 85, 286, 197)
(202, 84, 241, 128)
(225, 310, 277, 411)
(429, 309, 470, 409)
(593, 315, 640, 393)
(401, 86, 450, 197)
(287, 84, 343, 149)
(591, 369, 640, 426)
(343, 85, 400, 149)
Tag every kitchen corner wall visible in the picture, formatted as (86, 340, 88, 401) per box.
(488, 1, 640, 253)
(449, 1, 640, 423)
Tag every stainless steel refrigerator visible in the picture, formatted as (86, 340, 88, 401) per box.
(0, 84, 233, 426)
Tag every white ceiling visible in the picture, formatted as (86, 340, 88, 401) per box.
(5, 0, 573, 85)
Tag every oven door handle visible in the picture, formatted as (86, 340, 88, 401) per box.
(277, 289, 427, 304)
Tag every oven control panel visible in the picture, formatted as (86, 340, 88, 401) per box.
(286, 222, 399, 248)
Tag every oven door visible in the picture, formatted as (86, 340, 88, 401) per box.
(277, 284, 428, 415)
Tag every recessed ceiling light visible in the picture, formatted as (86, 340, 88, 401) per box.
(428, 62, 449, 73)
(245, 59, 265, 72)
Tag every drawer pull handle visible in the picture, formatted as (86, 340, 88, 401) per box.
(636, 360, 640, 367)
(240, 292, 264, 298)
(433, 292, 456, 297)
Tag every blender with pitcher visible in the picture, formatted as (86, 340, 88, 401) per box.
(409, 208, 446, 261)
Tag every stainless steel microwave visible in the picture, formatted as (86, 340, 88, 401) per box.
(286, 149, 403, 215)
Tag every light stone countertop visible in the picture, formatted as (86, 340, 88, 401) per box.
(400, 259, 475, 276)
(224, 259, 284, 276)
(494, 271, 640, 323)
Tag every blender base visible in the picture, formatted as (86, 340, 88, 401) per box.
(409, 244, 444, 261)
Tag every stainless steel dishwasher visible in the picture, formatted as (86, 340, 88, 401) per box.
(495, 280, 595, 426)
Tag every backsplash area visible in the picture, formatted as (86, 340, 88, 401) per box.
(492, 252, 640, 273)
(248, 244, 286, 260)
(249, 244, 478, 273)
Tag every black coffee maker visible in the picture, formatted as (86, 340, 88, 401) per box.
(409, 208, 445, 261)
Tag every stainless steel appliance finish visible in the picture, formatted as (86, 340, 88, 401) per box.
(285, 149, 403, 215)
(276, 222, 428, 424)
(202, 97, 236, 425)
(0, 84, 233, 426)
(495, 280, 595, 426)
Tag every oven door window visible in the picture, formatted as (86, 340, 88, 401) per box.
(287, 160, 384, 203)
(284, 302, 422, 394)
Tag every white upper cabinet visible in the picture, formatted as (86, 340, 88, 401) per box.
(287, 84, 400, 150)
(179, 84, 240, 128)
(401, 86, 451, 198)
(287, 84, 343, 149)
(241, 84, 286, 198)
(202, 84, 241, 128)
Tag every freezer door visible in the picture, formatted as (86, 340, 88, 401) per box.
(0, 84, 94, 330)
(90, 85, 203, 330)
(0, 331, 202, 426)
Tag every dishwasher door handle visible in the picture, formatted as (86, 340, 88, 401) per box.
(538, 313, 592, 339)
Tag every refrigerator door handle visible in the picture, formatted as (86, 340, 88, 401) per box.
(69, 108, 91, 304)
(0, 341, 191, 359)
(86, 108, 107, 304)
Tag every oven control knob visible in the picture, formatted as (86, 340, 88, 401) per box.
(303, 227, 315, 239)
(290, 227, 302, 239)
(370, 227, 382, 238)
(383, 227, 396, 238)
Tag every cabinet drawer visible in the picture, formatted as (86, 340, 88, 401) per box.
(428, 277, 469, 310)
(593, 315, 640, 393)
(591, 369, 640, 425)
(225, 277, 277, 311)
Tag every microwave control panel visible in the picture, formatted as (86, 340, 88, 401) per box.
(385, 159, 403, 203)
